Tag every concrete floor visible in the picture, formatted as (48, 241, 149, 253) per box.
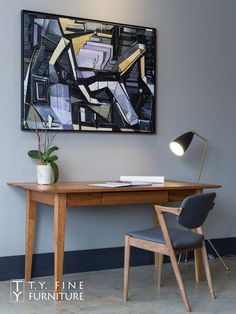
(0, 256, 236, 314)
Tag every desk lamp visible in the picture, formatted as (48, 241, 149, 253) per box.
(170, 131, 229, 270)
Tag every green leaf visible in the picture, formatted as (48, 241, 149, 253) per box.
(48, 155, 58, 162)
(28, 150, 42, 160)
(50, 161, 59, 184)
(45, 146, 59, 158)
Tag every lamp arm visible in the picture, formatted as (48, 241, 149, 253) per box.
(193, 131, 208, 143)
(193, 132, 208, 183)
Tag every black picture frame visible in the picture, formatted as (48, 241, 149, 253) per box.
(21, 10, 156, 133)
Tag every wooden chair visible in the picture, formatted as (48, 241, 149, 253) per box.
(123, 193, 216, 312)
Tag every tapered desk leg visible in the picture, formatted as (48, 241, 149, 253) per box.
(153, 205, 160, 266)
(54, 193, 67, 300)
(194, 189, 204, 282)
(25, 190, 37, 282)
(194, 247, 204, 282)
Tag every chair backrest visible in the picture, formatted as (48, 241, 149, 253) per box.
(177, 192, 216, 229)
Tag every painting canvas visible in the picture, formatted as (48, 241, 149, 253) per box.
(22, 10, 156, 133)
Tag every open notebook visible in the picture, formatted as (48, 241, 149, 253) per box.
(87, 181, 153, 188)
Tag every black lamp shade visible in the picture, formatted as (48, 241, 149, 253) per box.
(170, 131, 194, 156)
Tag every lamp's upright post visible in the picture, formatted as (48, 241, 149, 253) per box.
(193, 132, 208, 183)
(194, 131, 229, 271)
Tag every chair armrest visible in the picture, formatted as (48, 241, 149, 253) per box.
(154, 205, 182, 216)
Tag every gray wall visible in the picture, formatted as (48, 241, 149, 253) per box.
(0, 0, 235, 257)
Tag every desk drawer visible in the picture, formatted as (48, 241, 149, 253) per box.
(102, 191, 168, 205)
(168, 189, 200, 202)
(67, 193, 103, 206)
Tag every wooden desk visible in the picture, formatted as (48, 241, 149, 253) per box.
(8, 180, 221, 298)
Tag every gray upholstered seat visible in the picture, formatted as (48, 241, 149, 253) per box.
(128, 226, 204, 249)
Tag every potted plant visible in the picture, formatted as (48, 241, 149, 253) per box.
(28, 121, 59, 184)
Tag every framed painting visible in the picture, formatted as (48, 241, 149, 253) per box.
(22, 10, 156, 133)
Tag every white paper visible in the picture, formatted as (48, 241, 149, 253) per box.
(120, 176, 164, 183)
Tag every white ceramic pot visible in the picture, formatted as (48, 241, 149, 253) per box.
(36, 164, 52, 185)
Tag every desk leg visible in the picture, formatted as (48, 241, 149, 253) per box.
(25, 191, 37, 281)
(194, 189, 204, 282)
(194, 245, 203, 282)
(153, 205, 160, 266)
(54, 194, 67, 300)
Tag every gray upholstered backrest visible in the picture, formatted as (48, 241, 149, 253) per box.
(177, 193, 216, 229)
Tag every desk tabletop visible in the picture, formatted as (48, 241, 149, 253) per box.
(8, 180, 221, 194)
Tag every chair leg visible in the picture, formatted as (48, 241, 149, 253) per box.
(201, 241, 215, 299)
(169, 253, 191, 312)
(124, 235, 131, 301)
(157, 254, 163, 288)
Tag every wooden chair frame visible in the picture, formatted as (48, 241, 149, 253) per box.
(124, 205, 215, 312)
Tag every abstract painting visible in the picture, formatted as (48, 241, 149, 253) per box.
(22, 10, 156, 133)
